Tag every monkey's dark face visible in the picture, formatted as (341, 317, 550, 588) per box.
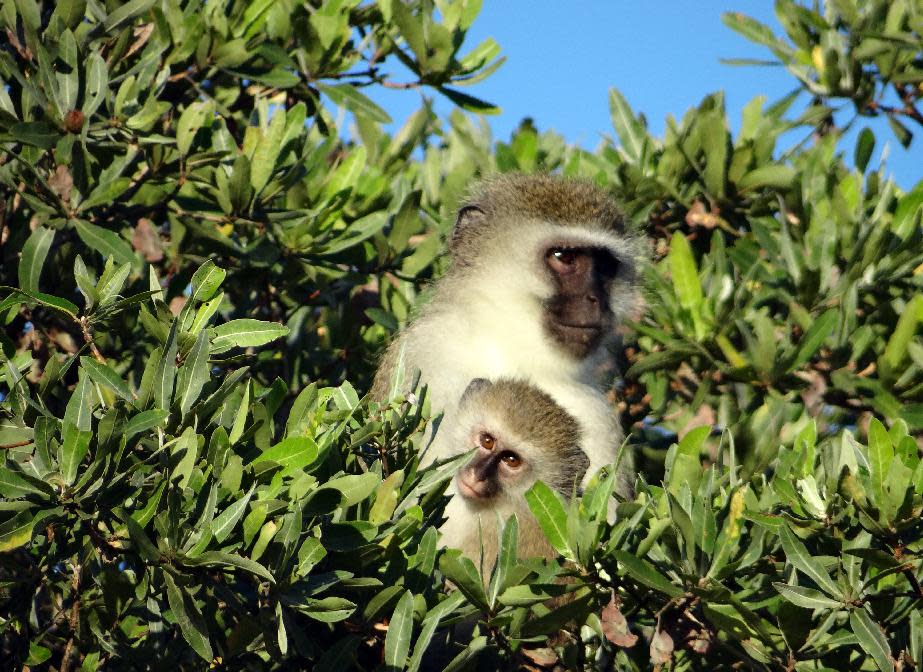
(456, 430, 530, 505)
(542, 244, 622, 359)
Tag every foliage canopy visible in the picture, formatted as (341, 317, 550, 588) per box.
(1, 0, 922, 670)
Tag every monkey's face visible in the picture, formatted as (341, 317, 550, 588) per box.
(541, 243, 623, 359)
(456, 428, 533, 506)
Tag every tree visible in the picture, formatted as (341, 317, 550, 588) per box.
(1, 0, 921, 669)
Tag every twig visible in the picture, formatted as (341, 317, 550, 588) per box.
(79, 316, 106, 364)
(901, 566, 923, 599)
(59, 560, 82, 672)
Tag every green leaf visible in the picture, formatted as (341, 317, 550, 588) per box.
(438, 551, 489, 610)
(0, 467, 53, 498)
(498, 582, 572, 607)
(286, 596, 356, 622)
(314, 637, 361, 672)
(154, 320, 178, 411)
(83, 52, 108, 118)
(74, 220, 135, 264)
(891, 185, 923, 240)
(97, 262, 132, 308)
(163, 572, 214, 662)
(788, 310, 837, 371)
(81, 356, 133, 402)
(125, 516, 161, 562)
(0, 511, 36, 551)
(251, 436, 320, 475)
(854, 127, 875, 172)
(209, 319, 290, 354)
(176, 330, 210, 416)
(383, 590, 414, 670)
(488, 514, 518, 607)
(296, 536, 326, 576)
(171, 427, 199, 490)
(668, 425, 709, 495)
(701, 111, 728, 197)
(721, 11, 788, 51)
(773, 582, 843, 610)
(318, 212, 389, 256)
(131, 480, 165, 526)
(318, 83, 392, 124)
(613, 551, 684, 598)
(176, 100, 213, 156)
(608, 88, 648, 162)
(122, 409, 169, 439)
(737, 164, 796, 190)
(327, 472, 382, 508)
(2, 287, 78, 316)
(212, 484, 255, 543)
(8, 122, 58, 148)
(849, 609, 893, 672)
(64, 370, 93, 432)
(524, 480, 571, 559)
(867, 417, 894, 505)
(407, 593, 467, 672)
(668, 232, 705, 339)
(189, 260, 226, 305)
(250, 108, 286, 194)
(368, 471, 400, 523)
(886, 115, 912, 148)
(182, 551, 274, 583)
(437, 86, 500, 115)
(880, 294, 923, 381)
(778, 526, 842, 598)
(79, 178, 132, 211)
(18, 226, 55, 293)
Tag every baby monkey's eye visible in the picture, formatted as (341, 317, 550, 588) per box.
(479, 432, 496, 450)
(499, 451, 522, 468)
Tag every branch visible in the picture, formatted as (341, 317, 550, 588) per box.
(79, 316, 106, 364)
(59, 560, 82, 672)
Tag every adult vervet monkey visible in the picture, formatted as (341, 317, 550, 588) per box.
(371, 173, 640, 498)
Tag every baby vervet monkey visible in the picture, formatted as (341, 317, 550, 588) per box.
(437, 378, 591, 566)
(371, 173, 640, 499)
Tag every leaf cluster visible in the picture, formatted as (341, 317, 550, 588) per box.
(1, 0, 922, 670)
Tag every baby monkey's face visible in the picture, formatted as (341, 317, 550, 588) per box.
(455, 427, 532, 505)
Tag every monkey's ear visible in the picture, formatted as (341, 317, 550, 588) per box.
(460, 377, 491, 403)
(451, 204, 486, 248)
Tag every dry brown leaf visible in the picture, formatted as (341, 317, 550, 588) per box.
(169, 296, 187, 316)
(126, 24, 155, 59)
(48, 165, 73, 204)
(650, 628, 674, 666)
(521, 646, 558, 667)
(600, 596, 637, 648)
(132, 218, 164, 262)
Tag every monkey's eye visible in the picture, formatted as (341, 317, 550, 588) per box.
(549, 248, 577, 266)
(479, 432, 496, 450)
(499, 451, 522, 469)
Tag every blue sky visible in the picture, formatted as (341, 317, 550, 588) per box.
(366, 3, 919, 190)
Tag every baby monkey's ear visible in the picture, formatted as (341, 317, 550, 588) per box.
(460, 377, 492, 404)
